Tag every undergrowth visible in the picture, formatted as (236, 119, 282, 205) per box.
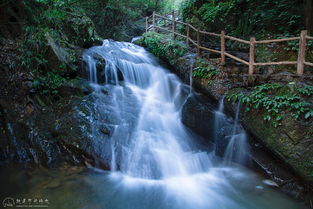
(143, 32, 187, 58)
(226, 83, 313, 127)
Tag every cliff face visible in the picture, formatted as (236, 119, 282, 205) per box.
(135, 32, 313, 197)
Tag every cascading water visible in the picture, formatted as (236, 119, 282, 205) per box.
(79, 40, 308, 209)
(223, 102, 250, 166)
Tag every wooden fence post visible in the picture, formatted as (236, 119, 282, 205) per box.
(186, 24, 190, 45)
(297, 30, 307, 76)
(197, 28, 201, 55)
(172, 11, 176, 39)
(146, 17, 148, 32)
(221, 31, 226, 65)
(153, 11, 156, 32)
(249, 37, 256, 75)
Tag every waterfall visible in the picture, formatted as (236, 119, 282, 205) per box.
(80, 40, 294, 209)
(84, 41, 211, 180)
(221, 102, 250, 166)
(189, 67, 193, 95)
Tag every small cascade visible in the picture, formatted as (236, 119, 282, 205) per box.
(213, 96, 225, 141)
(223, 102, 250, 166)
(212, 96, 227, 156)
(212, 98, 249, 166)
(110, 140, 117, 172)
(189, 67, 193, 95)
(84, 55, 98, 83)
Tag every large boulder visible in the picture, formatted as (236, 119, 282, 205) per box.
(181, 94, 215, 140)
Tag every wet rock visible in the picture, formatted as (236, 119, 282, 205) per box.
(262, 179, 279, 187)
(100, 127, 110, 135)
(93, 53, 106, 83)
(181, 94, 215, 140)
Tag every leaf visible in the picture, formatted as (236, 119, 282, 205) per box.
(305, 111, 313, 119)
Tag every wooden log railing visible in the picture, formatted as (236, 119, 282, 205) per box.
(145, 12, 313, 76)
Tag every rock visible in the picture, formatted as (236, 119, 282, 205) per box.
(60, 9, 102, 48)
(181, 94, 215, 141)
(25, 102, 34, 115)
(93, 53, 106, 83)
(262, 179, 279, 187)
(100, 128, 110, 135)
(255, 185, 264, 190)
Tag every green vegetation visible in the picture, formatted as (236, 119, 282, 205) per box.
(226, 83, 313, 127)
(143, 32, 187, 57)
(180, 0, 307, 39)
(32, 71, 66, 95)
(192, 66, 219, 79)
(180, 0, 313, 66)
(2, 0, 177, 97)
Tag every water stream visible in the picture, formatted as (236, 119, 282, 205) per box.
(0, 40, 307, 209)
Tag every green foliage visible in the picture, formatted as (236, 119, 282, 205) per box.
(19, 26, 51, 71)
(192, 66, 219, 79)
(226, 83, 313, 127)
(80, 0, 176, 40)
(298, 85, 313, 96)
(33, 71, 66, 95)
(197, 1, 235, 24)
(181, 0, 304, 39)
(143, 32, 187, 57)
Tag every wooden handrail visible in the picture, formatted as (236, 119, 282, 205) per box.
(155, 26, 172, 33)
(155, 14, 172, 21)
(306, 35, 313, 40)
(255, 61, 297, 66)
(176, 20, 188, 26)
(188, 37, 197, 46)
(200, 31, 221, 37)
(146, 12, 312, 76)
(199, 46, 221, 54)
(225, 52, 249, 65)
(188, 24, 197, 32)
(255, 37, 300, 44)
(304, 61, 313, 67)
(174, 31, 188, 39)
(225, 35, 250, 44)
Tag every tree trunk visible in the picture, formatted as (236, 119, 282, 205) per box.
(305, 0, 313, 35)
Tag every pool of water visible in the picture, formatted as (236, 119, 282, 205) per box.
(0, 165, 308, 209)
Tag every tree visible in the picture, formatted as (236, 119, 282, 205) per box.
(304, 0, 313, 34)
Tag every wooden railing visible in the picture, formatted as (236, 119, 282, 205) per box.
(145, 12, 313, 76)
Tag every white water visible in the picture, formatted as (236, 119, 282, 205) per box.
(82, 40, 307, 209)
(223, 102, 250, 166)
